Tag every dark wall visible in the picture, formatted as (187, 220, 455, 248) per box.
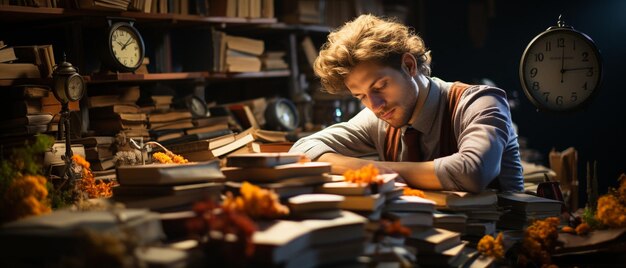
(415, 0, 626, 198)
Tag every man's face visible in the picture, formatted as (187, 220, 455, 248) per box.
(345, 61, 418, 127)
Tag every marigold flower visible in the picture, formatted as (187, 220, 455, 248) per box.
(343, 164, 381, 184)
(478, 232, 505, 259)
(403, 187, 425, 197)
(223, 182, 289, 219)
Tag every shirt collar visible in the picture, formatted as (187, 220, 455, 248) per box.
(409, 76, 440, 134)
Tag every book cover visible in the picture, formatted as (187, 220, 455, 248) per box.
(221, 162, 331, 182)
(287, 194, 345, 213)
(422, 190, 498, 210)
(225, 152, 304, 168)
(497, 192, 562, 213)
(116, 160, 225, 186)
(167, 132, 236, 153)
(339, 193, 385, 212)
(406, 228, 461, 254)
(251, 210, 366, 264)
(384, 195, 436, 213)
(316, 173, 397, 196)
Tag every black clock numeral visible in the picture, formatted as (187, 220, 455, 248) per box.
(534, 53, 544, 62)
(530, 68, 538, 78)
(532, 81, 540, 91)
(556, 95, 564, 105)
(586, 68, 594, 77)
(582, 82, 588, 90)
(543, 92, 550, 102)
(582, 52, 589, 62)
(571, 92, 578, 102)
(572, 40, 576, 50)
(557, 38, 565, 48)
(545, 41, 551, 51)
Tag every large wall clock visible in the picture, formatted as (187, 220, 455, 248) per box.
(519, 15, 602, 112)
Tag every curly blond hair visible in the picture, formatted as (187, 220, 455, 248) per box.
(314, 14, 432, 94)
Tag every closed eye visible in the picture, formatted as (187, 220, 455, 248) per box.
(373, 80, 388, 91)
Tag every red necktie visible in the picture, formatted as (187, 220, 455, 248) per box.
(404, 127, 423, 162)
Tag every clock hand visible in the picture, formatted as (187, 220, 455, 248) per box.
(121, 37, 133, 50)
(560, 44, 565, 83)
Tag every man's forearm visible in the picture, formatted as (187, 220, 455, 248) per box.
(381, 161, 442, 190)
(317, 153, 376, 174)
(317, 153, 443, 190)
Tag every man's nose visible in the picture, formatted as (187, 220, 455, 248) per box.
(368, 94, 385, 112)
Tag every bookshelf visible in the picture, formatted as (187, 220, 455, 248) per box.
(0, 3, 312, 128)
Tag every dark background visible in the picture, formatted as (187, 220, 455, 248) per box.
(410, 0, 625, 201)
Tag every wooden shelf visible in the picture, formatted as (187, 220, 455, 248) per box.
(86, 72, 208, 83)
(206, 70, 290, 80)
(0, 5, 277, 25)
(82, 70, 290, 83)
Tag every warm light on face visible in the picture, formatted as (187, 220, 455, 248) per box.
(345, 62, 418, 127)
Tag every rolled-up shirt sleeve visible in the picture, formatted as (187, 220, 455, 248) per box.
(290, 108, 381, 160)
(434, 87, 515, 193)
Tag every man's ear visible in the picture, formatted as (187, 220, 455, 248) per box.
(401, 53, 417, 76)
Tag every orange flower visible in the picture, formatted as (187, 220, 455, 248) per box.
(519, 217, 560, 266)
(403, 187, 425, 197)
(152, 151, 189, 164)
(343, 164, 382, 184)
(4, 175, 51, 221)
(73, 154, 113, 198)
(223, 182, 289, 219)
(478, 232, 505, 259)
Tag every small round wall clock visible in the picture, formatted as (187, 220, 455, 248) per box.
(103, 18, 145, 73)
(519, 15, 602, 112)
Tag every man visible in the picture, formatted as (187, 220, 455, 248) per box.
(289, 14, 523, 193)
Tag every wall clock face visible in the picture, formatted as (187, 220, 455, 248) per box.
(106, 21, 145, 72)
(520, 26, 602, 112)
(66, 74, 85, 102)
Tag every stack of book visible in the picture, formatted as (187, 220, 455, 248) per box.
(73, 136, 117, 173)
(89, 104, 149, 139)
(3, 44, 56, 79)
(407, 227, 465, 267)
(222, 152, 332, 199)
(423, 190, 500, 244)
(287, 193, 344, 219)
(432, 211, 468, 234)
(175, 128, 256, 161)
(156, 114, 232, 146)
(212, 30, 265, 72)
(316, 173, 399, 220)
(113, 159, 225, 211)
(384, 195, 436, 236)
(86, 85, 147, 139)
(0, 86, 53, 142)
(250, 210, 367, 267)
(0, 208, 164, 265)
(497, 192, 563, 230)
(261, 51, 288, 71)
